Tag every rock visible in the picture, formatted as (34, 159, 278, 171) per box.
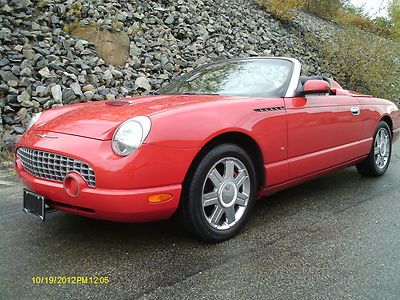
(36, 86, 48, 97)
(16, 108, 28, 120)
(21, 49, 33, 60)
(75, 40, 85, 52)
(82, 84, 95, 92)
(17, 91, 30, 103)
(83, 91, 94, 100)
(20, 67, 32, 77)
(14, 45, 23, 52)
(32, 22, 41, 31)
(70, 82, 82, 96)
(2, 4, 13, 13)
(11, 66, 21, 76)
(103, 70, 113, 81)
(111, 69, 123, 78)
(135, 77, 151, 90)
(165, 15, 175, 25)
(38, 67, 52, 78)
(20, 0, 32, 8)
(0, 59, 10, 67)
(32, 46, 50, 56)
(0, 84, 8, 93)
(0, 71, 18, 82)
(51, 85, 62, 101)
(11, 125, 25, 134)
(8, 80, 18, 87)
(97, 87, 110, 96)
(21, 100, 34, 108)
(62, 88, 75, 102)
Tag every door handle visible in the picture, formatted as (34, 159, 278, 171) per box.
(351, 107, 360, 116)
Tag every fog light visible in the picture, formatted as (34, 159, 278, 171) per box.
(147, 193, 172, 203)
(63, 173, 86, 198)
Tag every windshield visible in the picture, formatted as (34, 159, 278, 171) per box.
(159, 59, 293, 97)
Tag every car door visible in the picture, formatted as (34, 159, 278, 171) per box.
(284, 94, 364, 179)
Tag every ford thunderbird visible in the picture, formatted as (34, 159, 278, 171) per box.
(15, 57, 400, 242)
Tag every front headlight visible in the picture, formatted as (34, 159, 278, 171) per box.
(112, 116, 152, 156)
(26, 112, 42, 130)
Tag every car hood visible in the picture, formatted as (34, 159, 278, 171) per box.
(34, 94, 227, 140)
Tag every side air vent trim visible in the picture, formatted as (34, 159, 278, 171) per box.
(254, 106, 285, 112)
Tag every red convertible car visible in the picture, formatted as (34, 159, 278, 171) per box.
(16, 57, 400, 242)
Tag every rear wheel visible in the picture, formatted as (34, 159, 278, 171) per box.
(356, 121, 392, 177)
(178, 144, 257, 242)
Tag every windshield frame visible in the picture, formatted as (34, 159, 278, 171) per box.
(159, 57, 301, 98)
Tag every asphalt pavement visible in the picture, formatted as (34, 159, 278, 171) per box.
(1, 142, 400, 299)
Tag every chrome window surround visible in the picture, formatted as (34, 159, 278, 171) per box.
(17, 147, 96, 187)
(282, 57, 302, 98)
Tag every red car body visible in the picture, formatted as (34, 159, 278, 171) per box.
(15, 58, 400, 223)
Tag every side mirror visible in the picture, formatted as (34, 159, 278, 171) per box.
(303, 80, 330, 95)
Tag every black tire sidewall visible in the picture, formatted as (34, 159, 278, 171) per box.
(187, 144, 257, 242)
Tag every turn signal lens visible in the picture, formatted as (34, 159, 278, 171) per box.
(147, 193, 172, 203)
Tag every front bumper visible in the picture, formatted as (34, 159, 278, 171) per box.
(17, 168, 181, 222)
(15, 130, 199, 222)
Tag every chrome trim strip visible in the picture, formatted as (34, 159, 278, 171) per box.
(284, 58, 302, 98)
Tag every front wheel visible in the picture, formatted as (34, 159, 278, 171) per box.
(178, 144, 257, 242)
(356, 121, 392, 177)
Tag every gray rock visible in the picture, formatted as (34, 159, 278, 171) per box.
(83, 91, 94, 100)
(22, 49, 35, 60)
(111, 69, 123, 78)
(2, 5, 13, 13)
(20, 67, 32, 77)
(17, 91, 30, 103)
(0, 84, 9, 93)
(21, 100, 34, 108)
(51, 85, 62, 102)
(98, 87, 110, 96)
(7, 80, 19, 88)
(75, 40, 85, 52)
(70, 82, 83, 96)
(32, 22, 41, 31)
(0, 59, 10, 67)
(36, 86, 48, 97)
(32, 46, 50, 56)
(0, 71, 18, 82)
(14, 45, 24, 52)
(165, 15, 175, 25)
(11, 125, 26, 134)
(38, 67, 52, 78)
(103, 70, 113, 81)
(20, 0, 32, 8)
(135, 77, 151, 90)
(62, 88, 75, 102)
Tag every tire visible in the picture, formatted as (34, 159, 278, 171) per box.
(177, 143, 257, 243)
(356, 121, 392, 177)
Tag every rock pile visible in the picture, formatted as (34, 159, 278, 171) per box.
(0, 0, 322, 153)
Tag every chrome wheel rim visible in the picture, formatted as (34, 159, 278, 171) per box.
(374, 128, 390, 169)
(201, 157, 251, 230)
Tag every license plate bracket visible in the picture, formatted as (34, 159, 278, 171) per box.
(23, 189, 46, 221)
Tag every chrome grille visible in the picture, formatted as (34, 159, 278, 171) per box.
(17, 147, 96, 187)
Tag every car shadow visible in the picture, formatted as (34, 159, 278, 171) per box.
(43, 166, 377, 248)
